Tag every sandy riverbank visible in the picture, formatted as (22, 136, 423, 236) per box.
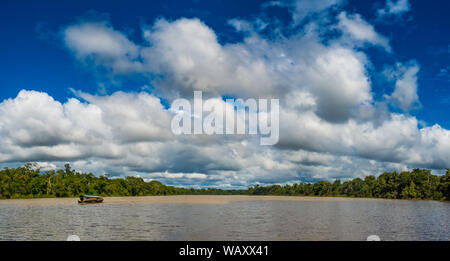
(0, 195, 385, 206)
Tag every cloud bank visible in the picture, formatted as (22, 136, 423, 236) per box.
(1, 0, 449, 188)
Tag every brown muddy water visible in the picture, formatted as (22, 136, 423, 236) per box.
(0, 196, 448, 240)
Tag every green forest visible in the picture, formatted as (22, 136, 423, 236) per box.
(0, 163, 449, 201)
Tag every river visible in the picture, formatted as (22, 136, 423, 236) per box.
(0, 196, 448, 240)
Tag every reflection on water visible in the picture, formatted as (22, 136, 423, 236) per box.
(0, 199, 448, 240)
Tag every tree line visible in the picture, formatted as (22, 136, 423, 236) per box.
(0, 163, 449, 200)
(0, 163, 246, 199)
(249, 168, 450, 200)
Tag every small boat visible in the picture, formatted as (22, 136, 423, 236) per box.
(78, 195, 104, 204)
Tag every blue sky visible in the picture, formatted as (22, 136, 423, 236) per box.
(1, 0, 449, 127)
(0, 0, 449, 188)
(0, 0, 450, 128)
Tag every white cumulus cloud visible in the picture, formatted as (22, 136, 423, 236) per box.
(1, 2, 448, 187)
(377, 0, 411, 18)
(336, 12, 391, 52)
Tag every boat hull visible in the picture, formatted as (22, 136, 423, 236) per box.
(78, 197, 104, 204)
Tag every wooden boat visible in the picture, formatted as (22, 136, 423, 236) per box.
(78, 195, 104, 204)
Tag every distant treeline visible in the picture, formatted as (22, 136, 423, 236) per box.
(0, 163, 449, 200)
(249, 169, 450, 201)
(0, 163, 246, 199)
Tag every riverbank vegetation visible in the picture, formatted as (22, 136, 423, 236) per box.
(0, 164, 449, 200)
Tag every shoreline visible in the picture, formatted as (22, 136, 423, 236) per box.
(0, 195, 444, 206)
